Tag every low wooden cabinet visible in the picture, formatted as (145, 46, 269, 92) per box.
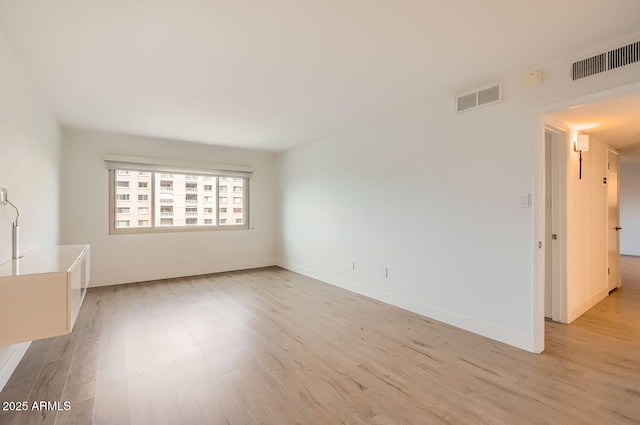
(0, 245, 90, 345)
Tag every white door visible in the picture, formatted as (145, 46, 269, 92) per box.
(607, 151, 621, 292)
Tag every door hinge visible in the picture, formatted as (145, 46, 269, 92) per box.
(538, 241, 542, 249)
(603, 177, 607, 184)
(608, 267, 610, 275)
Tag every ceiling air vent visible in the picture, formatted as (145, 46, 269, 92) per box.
(456, 82, 502, 113)
(571, 41, 640, 80)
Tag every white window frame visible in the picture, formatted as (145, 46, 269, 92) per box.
(106, 155, 251, 235)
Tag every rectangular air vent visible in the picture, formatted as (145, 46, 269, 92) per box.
(456, 83, 502, 113)
(571, 41, 640, 80)
(478, 85, 501, 106)
(457, 93, 477, 112)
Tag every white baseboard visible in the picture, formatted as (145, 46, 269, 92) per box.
(568, 288, 609, 323)
(89, 259, 278, 287)
(0, 342, 31, 392)
(278, 261, 534, 353)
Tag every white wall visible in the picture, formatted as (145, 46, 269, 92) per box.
(620, 161, 640, 255)
(60, 128, 278, 287)
(564, 136, 609, 322)
(0, 35, 60, 390)
(277, 33, 640, 352)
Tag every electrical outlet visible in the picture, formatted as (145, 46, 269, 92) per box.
(0, 187, 7, 205)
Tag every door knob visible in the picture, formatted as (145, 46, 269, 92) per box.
(615, 227, 622, 231)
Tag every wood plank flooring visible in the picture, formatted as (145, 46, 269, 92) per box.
(1, 261, 639, 425)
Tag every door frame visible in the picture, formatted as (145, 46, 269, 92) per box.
(533, 81, 640, 353)
(543, 124, 568, 323)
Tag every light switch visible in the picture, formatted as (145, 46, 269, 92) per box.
(519, 194, 531, 208)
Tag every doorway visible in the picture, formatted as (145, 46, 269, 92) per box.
(536, 88, 640, 353)
(608, 150, 621, 292)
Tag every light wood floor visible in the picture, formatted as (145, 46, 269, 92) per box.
(1, 260, 639, 425)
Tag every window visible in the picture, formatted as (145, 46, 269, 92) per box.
(108, 166, 249, 234)
(116, 170, 129, 175)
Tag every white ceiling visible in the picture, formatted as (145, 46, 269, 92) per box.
(1, 1, 640, 151)
(549, 92, 640, 152)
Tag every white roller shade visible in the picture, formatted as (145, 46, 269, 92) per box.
(104, 154, 253, 178)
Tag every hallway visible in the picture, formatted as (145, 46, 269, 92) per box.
(544, 255, 640, 422)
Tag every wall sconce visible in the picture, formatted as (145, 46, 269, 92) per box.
(0, 188, 20, 259)
(574, 134, 590, 180)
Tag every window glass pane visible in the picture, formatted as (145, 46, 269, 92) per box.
(153, 173, 217, 227)
(114, 171, 151, 228)
(220, 178, 245, 226)
(112, 169, 247, 232)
